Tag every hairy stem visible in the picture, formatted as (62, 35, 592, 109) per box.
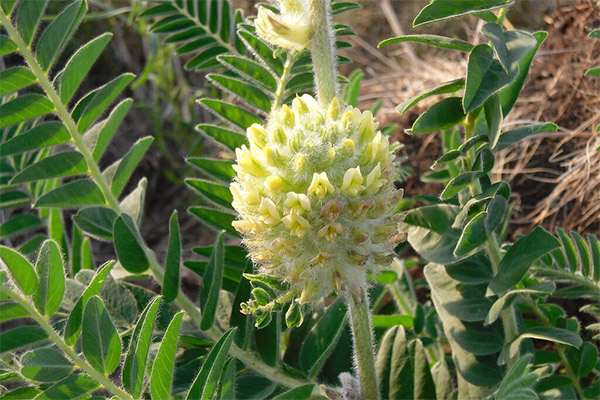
(347, 286, 379, 400)
(272, 52, 296, 112)
(0, 9, 315, 393)
(1, 286, 135, 400)
(308, 0, 338, 105)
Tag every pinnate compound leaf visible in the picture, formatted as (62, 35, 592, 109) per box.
(113, 214, 150, 274)
(299, 297, 348, 378)
(218, 55, 278, 92)
(199, 231, 225, 330)
(567, 342, 597, 377)
(0, 246, 38, 295)
(186, 328, 237, 400)
(35, 179, 105, 208)
(208, 74, 271, 112)
(32, 240, 65, 316)
(150, 312, 184, 400)
(20, 348, 73, 383)
(64, 260, 114, 345)
(0, 95, 53, 129)
(396, 79, 465, 114)
(163, 211, 181, 303)
(11, 151, 87, 184)
(406, 97, 466, 134)
(56, 33, 113, 104)
(186, 179, 234, 209)
(413, 0, 513, 26)
(36, 0, 86, 72)
(34, 373, 99, 400)
(0, 66, 36, 96)
(272, 384, 314, 400)
(496, 122, 557, 151)
(122, 296, 162, 397)
(379, 34, 473, 52)
(82, 296, 122, 374)
(73, 206, 118, 241)
(0, 326, 48, 354)
(489, 227, 560, 294)
(198, 99, 262, 130)
(189, 206, 239, 236)
(0, 122, 69, 156)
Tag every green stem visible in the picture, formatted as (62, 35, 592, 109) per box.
(496, 7, 508, 25)
(1, 286, 135, 400)
(519, 295, 586, 399)
(0, 9, 314, 393)
(346, 286, 379, 400)
(530, 266, 599, 293)
(272, 52, 296, 112)
(308, 0, 338, 105)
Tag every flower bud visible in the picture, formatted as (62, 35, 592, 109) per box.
(255, 7, 313, 51)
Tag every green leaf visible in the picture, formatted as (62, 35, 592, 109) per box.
(0, 35, 18, 56)
(406, 97, 466, 134)
(485, 195, 507, 234)
(11, 151, 87, 184)
(0, 191, 30, 209)
(396, 79, 465, 114)
(413, 0, 513, 26)
(82, 296, 122, 374)
(64, 260, 114, 345)
(73, 73, 135, 133)
(496, 122, 557, 151)
(272, 384, 314, 400)
(255, 314, 280, 365)
(431, 360, 453, 400)
(88, 99, 133, 161)
(108, 136, 154, 196)
(0, 214, 43, 240)
(372, 314, 414, 328)
(16, 0, 48, 46)
(113, 214, 150, 274)
(299, 297, 348, 378)
(230, 262, 253, 349)
(0, 246, 38, 295)
(122, 296, 162, 398)
(484, 93, 503, 149)
(568, 342, 597, 377)
(186, 179, 234, 209)
(73, 206, 118, 241)
(32, 240, 65, 317)
(120, 177, 147, 225)
(36, 0, 86, 72)
(189, 206, 239, 236)
(196, 124, 248, 152)
(489, 227, 560, 294)
(163, 211, 181, 303)
(441, 171, 483, 199)
(572, 231, 591, 278)
(0, 122, 69, 156)
(343, 69, 364, 107)
(57, 33, 113, 104)
(0, 94, 53, 129)
(187, 157, 235, 182)
(463, 45, 518, 113)
(482, 23, 510, 71)
(34, 373, 99, 400)
(198, 99, 262, 130)
(556, 227, 578, 273)
(218, 55, 278, 92)
(35, 179, 105, 208)
(186, 328, 237, 400)
(0, 302, 28, 322)
(199, 231, 225, 330)
(520, 326, 582, 348)
(237, 29, 284, 75)
(379, 34, 473, 52)
(454, 212, 487, 256)
(0, 326, 48, 354)
(208, 74, 271, 113)
(150, 312, 184, 400)
(0, 66, 36, 96)
(20, 348, 73, 383)
(585, 67, 600, 77)
(588, 234, 600, 282)
(499, 31, 546, 115)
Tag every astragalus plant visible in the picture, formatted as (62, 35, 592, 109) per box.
(0, 0, 598, 400)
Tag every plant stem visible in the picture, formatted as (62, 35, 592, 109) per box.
(346, 286, 379, 400)
(1, 286, 135, 400)
(272, 52, 296, 112)
(0, 9, 316, 393)
(308, 0, 338, 105)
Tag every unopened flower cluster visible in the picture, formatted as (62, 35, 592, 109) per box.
(231, 95, 403, 314)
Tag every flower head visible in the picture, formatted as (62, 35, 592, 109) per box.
(231, 95, 403, 324)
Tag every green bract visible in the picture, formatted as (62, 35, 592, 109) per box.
(231, 95, 403, 307)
